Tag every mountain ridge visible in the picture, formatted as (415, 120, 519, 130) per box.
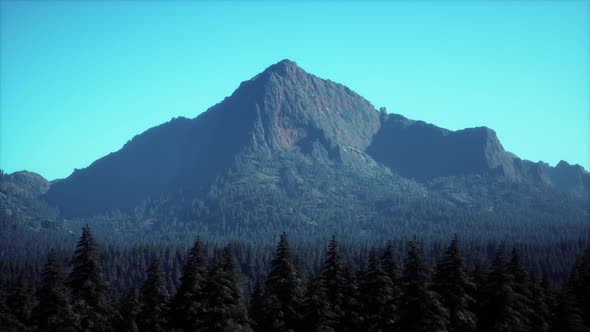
(40, 59, 589, 218)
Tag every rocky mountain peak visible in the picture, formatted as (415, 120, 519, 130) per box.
(263, 59, 299, 76)
(43, 60, 590, 217)
(223, 60, 382, 152)
(5, 171, 50, 196)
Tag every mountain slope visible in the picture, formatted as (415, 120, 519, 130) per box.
(368, 113, 590, 201)
(0, 170, 61, 230)
(46, 60, 386, 217)
(44, 60, 590, 222)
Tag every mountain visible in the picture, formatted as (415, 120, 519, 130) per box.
(0, 170, 62, 230)
(41, 60, 589, 239)
(367, 113, 590, 195)
(45, 59, 390, 217)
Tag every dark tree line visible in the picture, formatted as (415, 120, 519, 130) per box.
(1, 226, 590, 331)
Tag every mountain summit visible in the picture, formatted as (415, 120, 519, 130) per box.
(45, 60, 589, 218)
(223, 58, 380, 151)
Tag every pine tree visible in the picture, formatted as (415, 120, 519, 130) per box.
(138, 258, 169, 332)
(32, 250, 78, 332)
(261, 232, 305, 331)
(198, 246, 252, 332)
(479, 247, 528, 332)
(249, 281, 266, 331)
(219, 245, 251, 331)
(117, 288, 141, 332)
(5, 275, 34, 329)
(471, 261, 489, 328)
(540, 274, 556, 314)
(550, 286, 589, 332)
(0, 284, 29, 332)
(397, 239, 449, 332)
(552, 250, 590, 332)
(168, 239, 208, 331)
(507, 248, 535, 329)
(529, 274, 550, 332)
(67, 224, 116, 331)
(381, 241, 401, 284)
(359, 250, 398, 331)
(300, 276, 336, 332)
(320, 236, 345, 322)
(568, 249, 590, 327)
(338, 266, 363, 332)
(432, 236, 477, 332)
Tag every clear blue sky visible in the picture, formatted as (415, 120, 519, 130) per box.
(1, 1, 589, 180)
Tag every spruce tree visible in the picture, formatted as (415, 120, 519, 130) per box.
(262, 232, 305, 332)
(529, 274, 550, 332)
(397, 239, 449, 332)
(219, 245, 251, 331)
(301, 276, 336, 332)
(540, 274, 556, 314)
(138, 258, 169, 332)
(550, 286, 589, 332)
(249, 281, 266, 332)
(6, 275, 34, 329)
(320, 236, 345, 322)
(198, 246, 252, 332)
(568, 249, 590, 326)
(381, 241, 401, 284)
(471, 261, 489, 328)
(507, 248, 535, 329)
(432, 236, 477, 332)
(117, 288, 141, 332)
(32, 250, 78, 332)
(359, 250, 398, 331)
(168, 239, 208, 331)
(338, 266, 363, 332)
(479, 247, 528, 332)
(0, 284, 28, 332)
(67, 224, 116, 331)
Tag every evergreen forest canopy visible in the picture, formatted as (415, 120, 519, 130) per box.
(1, 226, 589, 332)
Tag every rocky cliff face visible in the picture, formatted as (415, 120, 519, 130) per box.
(545, 161, 590, 200)
(45, 60, 387, 216)
(244, 60, 381, 152)
(44, 59, 590, 217)
(0, 171, 61, 229)
(367, 114, 519, 180)
(5, 171, 51, 196)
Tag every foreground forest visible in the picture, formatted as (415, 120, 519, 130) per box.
(1, 226, 589, 332)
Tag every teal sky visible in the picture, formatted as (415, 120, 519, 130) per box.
(1, 1, 589, 180)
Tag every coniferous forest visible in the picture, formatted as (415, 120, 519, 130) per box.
(1, 225, 589, 332)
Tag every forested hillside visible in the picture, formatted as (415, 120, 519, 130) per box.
(1, 226, 589, 331)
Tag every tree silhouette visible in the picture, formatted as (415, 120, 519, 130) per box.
(479, 247, 527, 332)
(32, 250, 77, 332)
(138, 258, 169, 332)
(169, 239, 208, 331)
(199, 246, 252, 332)
(117, 287, 141, 332)
(397, 239, 449, 331)
(67, 225, 116, 331)
(261, 232, 305, 331)
(432, 235, 477, 331)
(359, 250, 398, 331)
(301, 276, 336, 332)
